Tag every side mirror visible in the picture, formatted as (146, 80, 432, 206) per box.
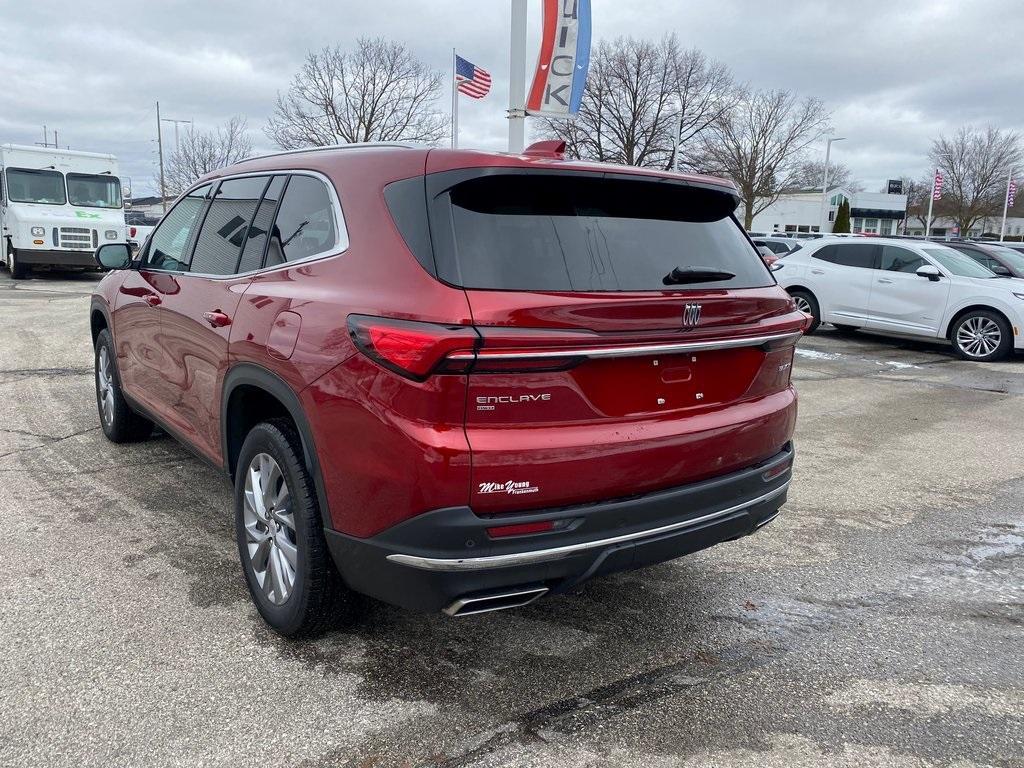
(991, 264, 1012, 277)
(916, 264, 941, 282)
(95, 243, 132, 271)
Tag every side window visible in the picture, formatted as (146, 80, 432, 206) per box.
(813, 243, 877, 269)
(879, 245, 927, 273)
(265, 175, 340, 267)
(144, 185, 210, 271)
(190, 176, 270, 275)
(237, 176, 286, 273)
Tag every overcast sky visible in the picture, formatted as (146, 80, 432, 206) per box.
(1, 0, 1021, 196)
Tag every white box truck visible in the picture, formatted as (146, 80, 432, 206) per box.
(1, 144, 128, 279)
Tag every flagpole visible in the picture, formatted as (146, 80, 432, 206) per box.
(452, 48, 459, 149)
(925, 168, 936, 240)
(999, 168, 1012, 242)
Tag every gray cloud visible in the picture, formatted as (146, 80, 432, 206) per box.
(1, 0, 1020, 194)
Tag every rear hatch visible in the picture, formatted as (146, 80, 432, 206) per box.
(421, 168, 804, 515)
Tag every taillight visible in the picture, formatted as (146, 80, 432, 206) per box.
(130, 226, 137, 238)
(348, 315, 478, 380)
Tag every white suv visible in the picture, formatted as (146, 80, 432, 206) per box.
(773, 237, 1024, 361)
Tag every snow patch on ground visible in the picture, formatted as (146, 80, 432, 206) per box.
(795, 348, 843, 361)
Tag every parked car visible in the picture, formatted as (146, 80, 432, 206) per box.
(752, 237, 802, 256)
(124, 211, 160, 252)
(773, 237, 1024, 361)
(756, 244, 779, 266)
(1000, 242, 1024, 256)
(944, 240, 1024, 278)
(90, 142, 807, 636)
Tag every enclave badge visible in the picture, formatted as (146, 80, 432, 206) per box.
(682, 303, 702, 327)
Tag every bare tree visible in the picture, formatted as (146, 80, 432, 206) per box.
(700, 89, 831, 229)
(929, 126, 1022, 234)
(164, 116, 253, 195)
(665, 47, 737, 171)
(266, 38, 447, 148)
(537, 36, 735, 170)
(789, 159, 860, 192)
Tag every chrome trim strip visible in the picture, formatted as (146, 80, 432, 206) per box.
(446, 331, 801, 361)
(387, 481, 790, 572)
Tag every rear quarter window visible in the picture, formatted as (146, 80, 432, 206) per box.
(430, 173, 771, 291)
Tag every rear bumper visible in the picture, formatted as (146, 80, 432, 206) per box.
(325, 443, 794, 613)
(16, 248, 97, 268)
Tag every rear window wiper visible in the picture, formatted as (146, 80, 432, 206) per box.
(662, 266, 736, 285)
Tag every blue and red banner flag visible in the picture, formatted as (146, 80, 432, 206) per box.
(526, 0, 592, 117)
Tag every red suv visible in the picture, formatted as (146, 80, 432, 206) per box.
(90, 143, 805, 636)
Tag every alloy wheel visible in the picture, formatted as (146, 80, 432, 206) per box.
(97, 346, 115, 427)
(242, 453, 297, 606)
(792, 295, 813, 315)
(956, 316, 1001, 359)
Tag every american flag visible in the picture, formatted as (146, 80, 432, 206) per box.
(1009, 178, 1017, 207)
(455, 55, 491, 99)
(933, 171, 944, 201)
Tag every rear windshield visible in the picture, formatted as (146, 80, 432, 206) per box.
(442, 174, 770, 291)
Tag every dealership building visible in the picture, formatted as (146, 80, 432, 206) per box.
(748, 187, 908, 236)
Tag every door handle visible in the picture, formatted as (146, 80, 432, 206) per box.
(203, 310, 232, 328)
(877, 278, 894, 284)
(144, 294, 161, 307)
(811, 269, 825, 275)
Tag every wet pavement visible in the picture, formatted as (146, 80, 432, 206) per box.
(1, 272, 1022, 767)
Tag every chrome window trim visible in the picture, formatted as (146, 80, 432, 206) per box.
(138, 168, 348, 280)
(386, 481, 790, 572)
(446, 331, 802, 361)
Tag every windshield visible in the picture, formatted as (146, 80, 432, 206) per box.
(923, 247, 998, 278)
(441, 174, 771, 291)
(5, 168, 66, 205)
(67, 173, 122, 208)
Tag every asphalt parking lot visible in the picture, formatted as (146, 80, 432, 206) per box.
(1, 272, 1022, 768)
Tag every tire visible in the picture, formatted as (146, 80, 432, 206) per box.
(234, 419, 349, 638)
(9, 245, 28, 280)
(789, 289, 820, 334)
(94, 329, 153, 442)
(832, 324, 859, 335)
(950, 310, 1012, 362)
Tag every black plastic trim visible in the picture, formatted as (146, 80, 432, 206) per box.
(220, 363, 331, 525)
(325, 444, 793, 612)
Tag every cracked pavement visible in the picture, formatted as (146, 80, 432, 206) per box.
(1, 272, 1022, 767)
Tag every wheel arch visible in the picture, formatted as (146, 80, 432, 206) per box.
(783, 284, 816, 299)
(90, 302, 110, 346)
(221, 364, 332, 527)
(943, 304, 1013, 340)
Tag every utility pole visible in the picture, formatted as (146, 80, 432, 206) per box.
(999, 169, 1013, 242)
(926, 169, 938, 240)
(818, 136, 845, 233)
(156, 101, 167, 214)
(507, 0, 527, 153)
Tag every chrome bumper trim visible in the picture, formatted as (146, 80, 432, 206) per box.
(386, 481, 790, 572)
(446, 331, 802, 361)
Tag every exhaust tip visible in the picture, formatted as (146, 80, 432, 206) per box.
(444, 586, 549, 617)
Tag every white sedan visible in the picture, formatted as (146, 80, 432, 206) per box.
(772, 237, 1024, 361)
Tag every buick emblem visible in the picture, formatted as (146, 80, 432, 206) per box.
(682, 303, 702, 327)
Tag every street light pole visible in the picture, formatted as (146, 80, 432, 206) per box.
(156, 101, 167, 214)
(818, 136, 846, 233)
